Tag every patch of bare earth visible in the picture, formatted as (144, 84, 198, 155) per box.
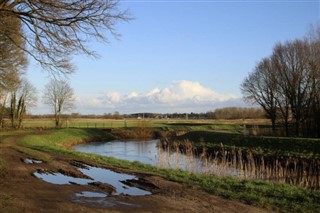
(0, 137, 269, 213)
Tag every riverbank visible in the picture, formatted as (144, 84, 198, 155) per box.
(1, 128, 319, 212)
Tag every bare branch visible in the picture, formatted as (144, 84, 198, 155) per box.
(0, 0, 131, 74)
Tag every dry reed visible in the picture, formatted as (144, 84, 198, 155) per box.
(158, 138, 320, 190)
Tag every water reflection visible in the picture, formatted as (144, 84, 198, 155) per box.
(76, 191, 107, 198)
(73, 140, 235, 173)
(73, 140, 320, 189)
(73, 192, 139, 208)
(24, 158, 43, 164)
(79, 166, 151, 196)
(34, 165, 151, 196)
(75, 140, 157, 165)
(34, 171, 90, 185)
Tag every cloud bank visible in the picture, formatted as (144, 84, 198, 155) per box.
(73, 80, 246, 114)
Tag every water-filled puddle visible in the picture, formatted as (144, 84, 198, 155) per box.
(34, 171, 90, 185)
(24, 158, 43, 164)
(79, 165, 151, 196)
(76, 191, 107, 198)
(34, 165, 151, 196)
(74, 191, 139, 208)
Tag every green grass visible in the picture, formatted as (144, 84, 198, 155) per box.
(19, 118, 264, 132)
(21, 118, 128, 128)
(19, 128, 113, 150)
(154, 122, 243, 133)
(178, 131, 320, 159)
(13, 146, 53, 163)
(17, 128, 320, 213)
(0, 129, 31, 137)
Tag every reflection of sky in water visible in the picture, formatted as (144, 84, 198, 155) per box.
(74, 140, 158, 165)
(34, 172, 90, 185)
(73, 192, 139, 208)
(24, 158, 43, 164)
(76, 191, 107, 198)
(34, 165, 151, 196)
(79, 166, 151, 196)
(73, 140, 239, 175)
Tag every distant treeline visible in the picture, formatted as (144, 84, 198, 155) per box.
(207, 107, 265, 120)
(29, 107, 266, 120)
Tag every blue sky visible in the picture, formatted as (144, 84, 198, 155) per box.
(27, 0, 320, 114)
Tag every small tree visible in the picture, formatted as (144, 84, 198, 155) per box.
(43, 79, 74, 127)
(241, 58, 278, 133)
(272, 40, 313, 136)
(9, 79, 37, 128)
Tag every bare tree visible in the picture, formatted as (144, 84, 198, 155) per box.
(242, 26, 320, 137)
(43, 79, 74, 127)
(272, 40, 313, 136)
(0, 13, 27, 128)
(0, 92, 8, 128)
(241, 58, 278, 133)
(9, 79, 37, 128)
(305, 26, 320, 136)
(0, 0, 130, 74)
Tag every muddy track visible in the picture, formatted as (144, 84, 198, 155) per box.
(0, 133, 269, 213)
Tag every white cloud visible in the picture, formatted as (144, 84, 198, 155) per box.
(104, 92, 123, 104)
(77, 80, 243, 114)
(147, 80, 236, 103)
(31, 80, 246, 114)
(127, 91, 138, 98)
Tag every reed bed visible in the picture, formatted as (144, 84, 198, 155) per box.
(158, 138, 320, 190)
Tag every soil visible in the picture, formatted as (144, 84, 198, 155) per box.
(0, 135, 270, 213)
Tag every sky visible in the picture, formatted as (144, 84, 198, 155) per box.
(27, 0, 320, 115)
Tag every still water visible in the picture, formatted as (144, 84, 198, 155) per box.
(74, 140, 159, 165)
(73, 140, 320, 189)
(73, 140, 224, 174)
(34, 164, 151, 196)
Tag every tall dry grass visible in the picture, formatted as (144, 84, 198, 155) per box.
(158, 138, 320, 189)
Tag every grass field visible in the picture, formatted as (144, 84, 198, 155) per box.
(19, 118, 271, 133)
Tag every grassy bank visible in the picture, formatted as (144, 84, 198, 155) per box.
(177, 131, 320, 159)
(17, 128, 320, 213)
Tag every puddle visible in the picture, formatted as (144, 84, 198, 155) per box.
(75, 191, 107, 198)
(24, 158, 43, 164)
(78, 165, 152, 196)
(73, 192, 139, 208)
(33, 171, 90, 185)
(34, 165, 151, 196)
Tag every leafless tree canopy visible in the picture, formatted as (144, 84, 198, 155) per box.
(0, 11, 27, 90)
(9, 78, 37, 128)
(43, 79, 74, 127)
(241, 58, 278, 132)
(241, 26, 320, 137)
(209, 107, 266, 120)
(0, 0, 130, 74)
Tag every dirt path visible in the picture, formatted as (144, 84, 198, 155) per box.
(0, 135, 269, 213)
